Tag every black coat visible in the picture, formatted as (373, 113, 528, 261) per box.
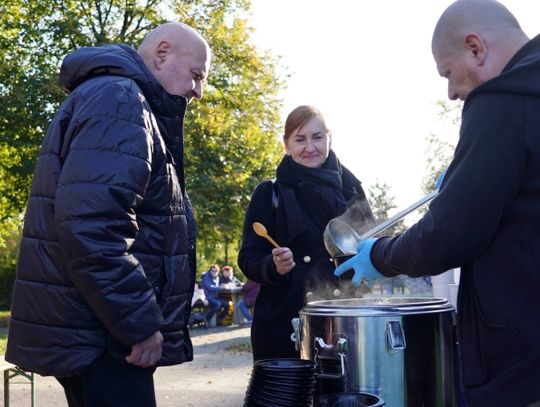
(372, 35, 540, 407)
(238, 152, 370, 360)
(6, 44, 196, 376)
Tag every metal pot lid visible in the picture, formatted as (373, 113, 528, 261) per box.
(301, 296, 454, 317)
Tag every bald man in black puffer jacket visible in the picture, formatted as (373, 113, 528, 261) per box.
(6, 22, 211, 406)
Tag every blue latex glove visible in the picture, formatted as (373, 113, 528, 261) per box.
(435, 168, 447, 191)
(334, 238, 385, 287)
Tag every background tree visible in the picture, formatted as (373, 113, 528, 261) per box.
(368, 180, 406, 236)
(0, 0, 165, 219)
(0, 216, 22, 308)
(0, 0, 285, 300)
(421, 100, 461, 194)
(172, 1, 284, 269)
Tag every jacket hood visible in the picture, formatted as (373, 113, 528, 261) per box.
(468, 34, 540, 101)
(58, 44, 186, 117)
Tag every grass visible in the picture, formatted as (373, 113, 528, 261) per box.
(0, 310, 9, 353)
(0, 310, 10, 328)
(0, 334, 6, 354)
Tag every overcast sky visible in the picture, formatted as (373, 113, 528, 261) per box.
(247, 0, 540, 214)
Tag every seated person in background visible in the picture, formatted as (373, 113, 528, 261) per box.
(189, 282, 209, 328)
(219, 265, 243, 287)
(237, 279, 260, 325)
(191, 282, 208, 308)
(200, 265, 229, 322)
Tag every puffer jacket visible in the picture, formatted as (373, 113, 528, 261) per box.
(6, 44, 196, 377)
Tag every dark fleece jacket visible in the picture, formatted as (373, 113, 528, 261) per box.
(372, 35, 540, 407)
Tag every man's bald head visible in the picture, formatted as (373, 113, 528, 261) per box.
(139, 23, 209, 60)
(432, 0, 521, 57)
(431, 0, 528, 100)
(138, 22, 211, 102)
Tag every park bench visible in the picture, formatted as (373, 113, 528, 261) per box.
(0, 355, 34, 407)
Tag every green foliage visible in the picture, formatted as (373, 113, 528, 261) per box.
(435, 100, 463, 127)
(0, 217, 22, 309)
(421, 100, 461, 195)
(368, 180, 405, 235)
(172, 0, 284, 269)
(0, 310, 10, 327)
(0, 0, 285, 274)
(0, 2, 62, 217)
(0, 335, 6, 354)
(0, 311, 7, 352)
(0, 0, 165, 218)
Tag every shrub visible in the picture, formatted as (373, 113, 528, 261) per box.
(0, 310, 9, 327)
(0, 216, 22, 310)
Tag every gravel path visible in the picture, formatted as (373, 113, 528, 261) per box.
(1, 325, 253, 407)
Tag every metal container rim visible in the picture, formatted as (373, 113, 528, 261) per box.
(300, 296, 455, 316)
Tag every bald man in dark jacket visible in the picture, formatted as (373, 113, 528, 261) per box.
(6, 22, 210, 406)
(336, 1, 540, 406)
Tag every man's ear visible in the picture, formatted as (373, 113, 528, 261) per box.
(464, 33, 486, 65)
(154, 40, 171, 69)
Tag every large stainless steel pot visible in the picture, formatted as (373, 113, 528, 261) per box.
(291, 296, 457, 407)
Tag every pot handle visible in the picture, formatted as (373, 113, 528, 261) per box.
(290, 318, 301, 351)
(386, 320, 406, 350)
(314, 337, 348, 355)
(315, 336, 347, 377)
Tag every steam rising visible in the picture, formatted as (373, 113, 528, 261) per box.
(302, 197, 375, 301)
(336, 196, 377, 239)
(324, 197, 378, 258)
(307, 196, 432, 302)
(306, 277, 372, 303)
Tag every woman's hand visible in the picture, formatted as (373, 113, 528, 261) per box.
(272, 247, 295, 275)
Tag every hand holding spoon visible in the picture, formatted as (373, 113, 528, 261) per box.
(253, 222, 280, 248)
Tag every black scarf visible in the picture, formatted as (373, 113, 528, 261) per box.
(275, 150, 361, 233)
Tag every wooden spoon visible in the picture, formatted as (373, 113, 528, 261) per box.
(252, 222, 280, 248)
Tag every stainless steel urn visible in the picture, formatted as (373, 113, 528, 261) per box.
(291, 297, 457, 407)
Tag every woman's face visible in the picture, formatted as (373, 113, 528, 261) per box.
(285, 116, 331, 168)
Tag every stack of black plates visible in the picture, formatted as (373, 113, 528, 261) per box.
(244, 358, 316, 406)
(314, 354, 347, 399)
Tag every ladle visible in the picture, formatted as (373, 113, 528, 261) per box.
(253, 222, 280, 248)
(324, 190, 439, 258)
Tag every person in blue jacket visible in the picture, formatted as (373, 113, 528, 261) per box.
(336, 1, 540, 406)
(200, 265, 230, 322)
